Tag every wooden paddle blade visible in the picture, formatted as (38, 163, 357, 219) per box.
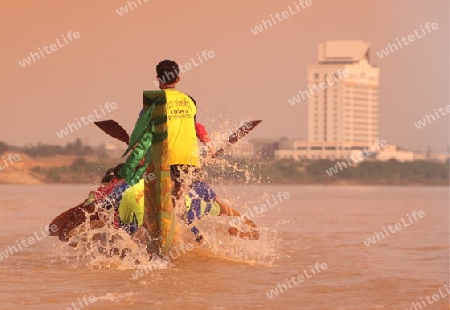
(228, 120, 262, 144)
(212, 120, 262, 158)
(94, 120, 130, 144)
(48, 202, 86, 236)
(48, 201, 99, 241)
(58, 204, 99, 242)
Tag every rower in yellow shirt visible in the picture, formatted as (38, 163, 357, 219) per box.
(117, 179, 145, 233)
(117, 178, 259, 240)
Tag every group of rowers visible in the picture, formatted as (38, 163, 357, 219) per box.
(84, 163, 259, 241)
(52, 59, 259, 256)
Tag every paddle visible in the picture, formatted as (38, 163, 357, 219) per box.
(48, 201, 100, 241)
(94, 120, 130, 144)
(93, 119, 262, 154)
(49, 202, 86, 237)
(211, 120, 262, 158)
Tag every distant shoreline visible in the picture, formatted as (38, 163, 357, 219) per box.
(0, 152, 447, 187)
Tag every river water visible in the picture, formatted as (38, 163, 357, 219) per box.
(0, 185, 448, 310)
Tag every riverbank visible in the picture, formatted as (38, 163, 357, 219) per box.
(1, 153, 447, 186)
(0, 152, 108, 185)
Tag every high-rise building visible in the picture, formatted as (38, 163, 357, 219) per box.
(308, 40, 379, 146)
(276, 41, 418, 162)
(276, 41, 381, 161)
(308, 41, 380, 147)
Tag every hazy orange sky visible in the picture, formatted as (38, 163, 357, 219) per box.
(0, 0, 448, 153)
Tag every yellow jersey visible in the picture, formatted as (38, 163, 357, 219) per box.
(118, 179, 145, 226)
(164, 89, 200, 167)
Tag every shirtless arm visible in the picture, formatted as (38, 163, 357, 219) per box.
(216, 198, 259, 240)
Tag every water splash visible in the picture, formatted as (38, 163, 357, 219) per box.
(54, 196, 281, 270)
(59, 226, 148, 270)
(190, 216, 280, 266)
(53, 119, 283, 269)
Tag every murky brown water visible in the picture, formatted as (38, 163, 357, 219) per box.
(0, 185, 448, 310)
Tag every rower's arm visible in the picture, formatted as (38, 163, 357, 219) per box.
(216, 198, 240, 216)
(216, 198, 259, 240)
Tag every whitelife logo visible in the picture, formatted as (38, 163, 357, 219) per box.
(363, 211, 425, 247)
(62, 295, 97, 310)
(266, 262, 328, 299)
(250, 0, 313, 35)
(131, 241, 205, 280)
(116, 0, 149, 16)
(229, 192, 290, 227)
(325, 140, 388, 176)
(0, 153, 21, 171)
(0, 224, 58, 262)
(376, 22, 439, 59)
(414, 104, 450, 129)
(151, 50, 215, 87)
(18, 31, 81, 68)
(55, 102, 118, 139)
(406, 284, 450, 310)
(288, 69, 349, 106)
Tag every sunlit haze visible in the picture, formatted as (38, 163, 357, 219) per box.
(0, 0, 448, 153)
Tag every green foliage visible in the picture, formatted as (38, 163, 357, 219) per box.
(2, 138, 97, 158)
(205, 157, 449, 186)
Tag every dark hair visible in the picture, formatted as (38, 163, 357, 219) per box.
(156, 60, 179, 85)
(101, 163, 124, 183)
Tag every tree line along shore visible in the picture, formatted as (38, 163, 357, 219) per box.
(0, 140, 448, 186)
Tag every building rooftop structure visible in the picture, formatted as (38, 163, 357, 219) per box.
(318, 40, 371, 64)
